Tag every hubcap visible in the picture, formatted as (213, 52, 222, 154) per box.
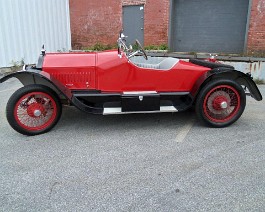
(212, 96, 229, 111)
(220, 101, 228, 109)
(27, 102, 45, 118)
(34, 109, 42, 117)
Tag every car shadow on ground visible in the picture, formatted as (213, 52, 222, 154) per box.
(57, 106, 199, 133)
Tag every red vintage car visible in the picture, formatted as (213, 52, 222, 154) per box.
(0, 33, 263, 135)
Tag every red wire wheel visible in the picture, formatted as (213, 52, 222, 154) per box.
(196, 79, 246, 127)
(203, 85, 240, 123)
(6, 85, 62, 135)
(14, 92, 57, 131)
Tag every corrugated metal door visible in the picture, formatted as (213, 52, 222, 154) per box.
(171, 0, 249, 53)
(0, 0, 71, 67)
(123, 5, 144, 45)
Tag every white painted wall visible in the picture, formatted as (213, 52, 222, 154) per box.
(0, 0, 71, 67)
(223, 61, 265, 81)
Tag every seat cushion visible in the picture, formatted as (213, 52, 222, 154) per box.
(132, 57, 179, 70)
(158, 57, 179, 70)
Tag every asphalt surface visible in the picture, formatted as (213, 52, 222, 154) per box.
(0, 78, 265, 212)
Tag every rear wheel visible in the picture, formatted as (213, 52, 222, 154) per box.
(196, 79, 246, 127)
(6, 85, 62, 135)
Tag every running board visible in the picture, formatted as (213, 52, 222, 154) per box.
(103, 106, 178, 115)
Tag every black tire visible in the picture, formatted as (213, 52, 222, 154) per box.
(195, 79, 246, 127)
(6, 84, 62, 135)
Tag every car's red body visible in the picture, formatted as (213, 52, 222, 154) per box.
(0, 36, 262, 135)
(42, 50, 210, 92)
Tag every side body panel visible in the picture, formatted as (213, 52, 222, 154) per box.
(42, 53, 96, 90)
(96, 51, 211, 92)
(41, 51, 211, 93)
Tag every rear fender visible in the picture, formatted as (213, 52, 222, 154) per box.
(0, 69, 72, 99)
(192, 69, 263, 101)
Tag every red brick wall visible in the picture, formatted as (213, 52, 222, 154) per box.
(70, 0, 265, 52)
(247, 0, 265, 53)
(70, 0, 169, 49)
(144, 0, 170, 46)
(70, 0, 122, 49)
(122, 0, 169, 46)
(122, 0, 146, 6)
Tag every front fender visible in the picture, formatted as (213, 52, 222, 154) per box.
(0, 69, 103, 114)
(192, 68, 263, 101)
(0, 69, 72, 99)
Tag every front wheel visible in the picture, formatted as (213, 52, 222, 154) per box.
(195, 79, 246, 127)
(6, 85, 62, 135)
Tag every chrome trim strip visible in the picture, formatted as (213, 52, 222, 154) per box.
(103, 106, 178, 115)
(160, 106, 178, 112)
(104, 107, 122, 114)
(123, 91, 157, 94)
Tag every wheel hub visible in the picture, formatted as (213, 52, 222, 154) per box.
(212, 96, 228, 110)
(27, 103, 45, 118)
(33, 109, 42, 117)
(220, 101, 228, 109)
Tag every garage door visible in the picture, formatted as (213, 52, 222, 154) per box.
(171, 0, 250, 53)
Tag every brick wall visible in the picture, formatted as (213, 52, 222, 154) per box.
(122, 0, 169, 46)
(122, 0, 146, 6)
(70, 0, 169, 49)
(144, 0, 169, 46)
(70, 0, 122, 49)
(70, 0, 265, 52)
(247, 0, 265, 53)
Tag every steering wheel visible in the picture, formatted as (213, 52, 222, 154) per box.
(135, 39, 148, 60)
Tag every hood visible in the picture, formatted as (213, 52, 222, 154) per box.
(42, 52, 96, 70)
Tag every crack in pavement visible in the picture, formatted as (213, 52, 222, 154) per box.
(48, 182, 60, 200)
